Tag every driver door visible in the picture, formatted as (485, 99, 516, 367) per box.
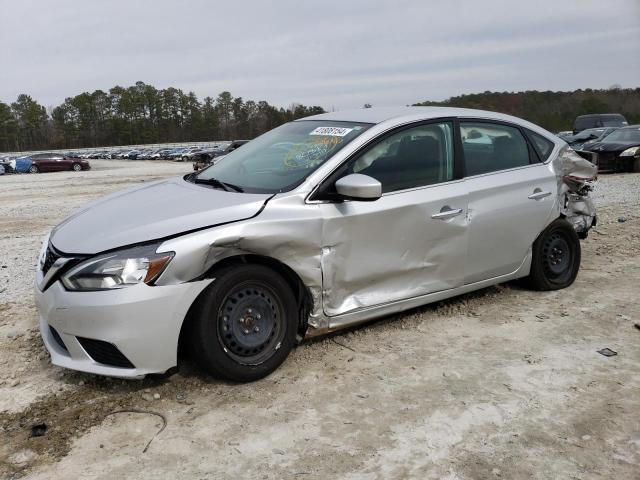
(317, 121, 469, 317)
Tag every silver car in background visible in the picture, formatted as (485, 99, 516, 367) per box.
(35, 107, 597, 382)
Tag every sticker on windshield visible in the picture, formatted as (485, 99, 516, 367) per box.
(309, 126, 353, 137)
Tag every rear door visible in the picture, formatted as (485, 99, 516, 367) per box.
(460, 120, 557, 284)
(317, 120, 469, 317)
(50, 155, 67, 171)
(32, 154, 52, 172)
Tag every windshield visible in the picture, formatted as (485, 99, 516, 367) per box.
(601, 115, 626, 127)
(604, 128, 640, 143)
(193, 120, 372, 193)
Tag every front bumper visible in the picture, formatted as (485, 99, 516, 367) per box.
(35, 278, 212, 378)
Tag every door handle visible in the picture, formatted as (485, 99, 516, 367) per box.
(431, 207, 463, 220)
(528, 190, 552, 200)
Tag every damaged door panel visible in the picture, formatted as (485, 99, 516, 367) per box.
(464, 164, 558, 284)
(319, 181, 468, 318)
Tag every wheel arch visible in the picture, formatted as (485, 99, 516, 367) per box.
(177, 254, 313, 358)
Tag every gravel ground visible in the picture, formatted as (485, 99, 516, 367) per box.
(0, 162, 639, 479)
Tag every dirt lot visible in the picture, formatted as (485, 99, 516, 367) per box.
(0, 160, 639, 479)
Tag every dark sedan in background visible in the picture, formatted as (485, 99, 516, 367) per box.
(564, 127, 617, 151)
(192, 140, 250, 171)
(583, 125, 640, 172)
(29, 153, 91, 173)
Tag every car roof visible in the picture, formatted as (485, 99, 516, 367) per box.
(302, 106, 527, 124)
(575, 113, 625, 118)
(300, 106, 553, 137)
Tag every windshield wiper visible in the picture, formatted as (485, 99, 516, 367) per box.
(193, 177, 244, 193)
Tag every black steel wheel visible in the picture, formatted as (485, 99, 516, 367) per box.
(217, 281, 286, 365)
(525, 218, 581, 291)
(189, 264, 298, 382)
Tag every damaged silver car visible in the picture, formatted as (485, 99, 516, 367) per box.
(35, 107, 597, 382)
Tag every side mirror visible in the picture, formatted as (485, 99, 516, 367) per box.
(335, 173, 382, 201)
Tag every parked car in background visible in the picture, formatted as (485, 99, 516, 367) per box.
(577, 128, 618, 151)
(166, 148, 189, 160)
(0, 156, 15, 174)
(191, 150, 220, 170)
(35, 107, 597, 382)
(172, 147, 200, 161)
(122, 149, 141, 159)
(564, 127, 617, 151)
(572, 113, 627, 134)
(556, 131, 573, 140)
(27, 153, 91, 173)
(109, 149, 127, 159)
(134, 149, 154, 160)
(582, 124, 640, 172)
(140, 148, 163, 160)
(181, 148, 204, 162)
(208, 140, 250, 160)
(151, 148, 173, 159)
(87, 151, 107, 159)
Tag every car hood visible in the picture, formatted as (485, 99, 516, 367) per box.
(587, 141, 640, 152)
(50, 176, 272, 254)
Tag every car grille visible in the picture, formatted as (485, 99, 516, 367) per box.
(597, 152, 617, 171)
(77, 337, 135, 369)
(49, 325, 68, 353)
(597, 152, 634, 173)
(42, 245, 60, 275)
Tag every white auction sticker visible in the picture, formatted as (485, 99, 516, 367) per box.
(309, 126, 354, 137)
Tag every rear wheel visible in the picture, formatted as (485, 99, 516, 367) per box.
(29, 165, 39, 174)
(189, 264, 298, 382)
(524, 218, 581, 290)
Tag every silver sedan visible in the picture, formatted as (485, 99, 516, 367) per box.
(35, 107, 597, 382)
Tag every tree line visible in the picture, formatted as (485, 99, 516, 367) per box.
(414, 87, 640, 133)
(2, 84, 639, 153)
(0, 81, 325, 152)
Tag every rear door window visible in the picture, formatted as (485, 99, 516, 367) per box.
(460, 122, 531, 176)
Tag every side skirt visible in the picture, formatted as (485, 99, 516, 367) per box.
(305, 248, 532, 337)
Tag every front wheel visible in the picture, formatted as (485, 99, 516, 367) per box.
(72, 163, 82, 171)
(524, 218, 581, 291)
(29, 165, 39, 173)
(189, 264, 298, 382)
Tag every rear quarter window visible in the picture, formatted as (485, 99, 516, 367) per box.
(525, 130, 555, 162)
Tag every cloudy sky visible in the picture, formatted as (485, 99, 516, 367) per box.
(1, 0, 639, 110)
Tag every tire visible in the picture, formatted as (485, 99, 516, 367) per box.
(524, 218, 581, 291)
(181, 156, 188, 162)
(72, 163, 82, 171)
(189, 264, 298, 382)
(29, 165, 39, 174)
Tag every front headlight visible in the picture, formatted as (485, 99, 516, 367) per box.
(620, 146, 640, 157)
(38, 233, 51, 271)
(61, 244, 174, 291)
